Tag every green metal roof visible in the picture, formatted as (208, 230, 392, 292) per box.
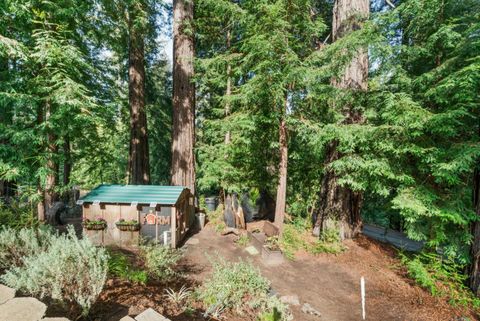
(79, 185, 187, 205)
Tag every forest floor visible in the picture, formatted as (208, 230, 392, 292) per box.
(49, 220, 478, 321)
(181, 224, 477, 321)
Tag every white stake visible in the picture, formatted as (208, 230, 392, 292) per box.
(361, 276, 366, 320)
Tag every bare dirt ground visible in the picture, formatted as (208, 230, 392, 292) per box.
(49, 220, 478, 321)
(183, 224, 478, 321)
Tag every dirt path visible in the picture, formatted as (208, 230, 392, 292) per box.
(183, 226, 476, 321)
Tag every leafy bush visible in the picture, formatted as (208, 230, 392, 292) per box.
(0, 201, 38, 229)
(0, 227, 108, 316)
(207, 204, 225, 233)
(0, 226, 53, 268)
(107, 250, 148, 285)
(280, 220, 345, 259)
(400, 252, 480, 309)
(197, 257, 291, 320)
(140, 243, 183, 281)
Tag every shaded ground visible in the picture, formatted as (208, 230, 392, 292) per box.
(183, 225, 477, 321)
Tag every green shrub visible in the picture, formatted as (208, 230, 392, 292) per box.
(1, 227, 108, 316)
(280, 221, 345, 259)
(400, 252, 480, 309)
(0, 201, 38, 229)
(197, 257, 291, 320)
(0, 226, 53, 268)
(140, 243, 183, 281)
(107, 250, 148, 285)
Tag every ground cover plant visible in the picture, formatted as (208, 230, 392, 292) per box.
(400, 252, 480, 311)
(280, 218, 345, 260)
(107, 249, 148, 285)
(197, 256, 291, 320)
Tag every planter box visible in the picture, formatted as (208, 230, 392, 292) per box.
(261, 245, 284, 266)
(83, 223, 106, 231)
(249, 231, 266, 252)
(116, 224, 140, 232)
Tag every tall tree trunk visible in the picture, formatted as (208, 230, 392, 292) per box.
(313, 0, 369, 239)
(469, 126, 480, 295)
(63, 136, 71, 187)
(274, 92, 289, 234)
(44, 100, 58, 216)
(36, 104, 45, 221)
(172, 0, 196, 195)
(127, 10, 150, 185)
(224, 28, 232, 145)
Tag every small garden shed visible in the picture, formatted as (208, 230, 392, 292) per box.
(79, 185, 194, 248)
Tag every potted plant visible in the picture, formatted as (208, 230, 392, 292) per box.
(115, 219, 141, 231)
(83, 217, 107, 230)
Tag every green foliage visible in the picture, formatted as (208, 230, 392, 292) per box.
(140, 243, 183, 282)
(197, 256, 291, 320)
(400, 252, 480, 309)
(0, 226, 53, 268)
(236, 234, 250, 247)
(196, 0, 326, 195)
(0, 201, 39, 229)
(0, 227, 108, 316)
(0, 0, 172, 199)
(107, 250, 148, 285)
(279, 218, 345, 259)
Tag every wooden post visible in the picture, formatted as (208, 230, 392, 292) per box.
(171, 206, 177, 248)
(155, 211, 159, 242)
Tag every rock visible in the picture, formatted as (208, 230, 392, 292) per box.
(0, 297, 46, 321)
(119, 316, 136, 321)
(41, 318, 71, 321)
(128, 305, 144, 316)
(0, 284, 15, 304)
(245, 246, 259, 255)
(280, 295, 300, 306)
(301, 303, 321, 317)
(135, 308, 170, 321)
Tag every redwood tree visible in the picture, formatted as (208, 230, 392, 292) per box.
(171, 0, 196, 194)
(312, 0, 369, 239)
(470, 144, 480, 295)
(127, 1, 150, 185)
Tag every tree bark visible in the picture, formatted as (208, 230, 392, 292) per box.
(469, 125, 480, 295)
(36, 104, 45, 221)
(313, 0, 369, 240)
(127, 8, 150, 185)
(172, 0, 196, 195)
(44, 100, 58, 216)
(224, 28, 232, 145)
(274, 92, 288, 235)
(63, 136, 71, 187)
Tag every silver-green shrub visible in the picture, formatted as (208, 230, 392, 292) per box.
(197, 256, 291, 320)
(1, 226, 108, 316)
(0, 226, 53, 268)
(140, 243, 183, 281)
